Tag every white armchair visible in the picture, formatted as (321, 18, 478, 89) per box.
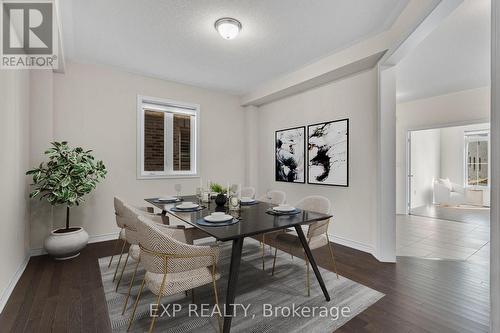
(433, 178, 465, 206)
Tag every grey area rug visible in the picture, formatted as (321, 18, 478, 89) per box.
(99, 239, 383, 333)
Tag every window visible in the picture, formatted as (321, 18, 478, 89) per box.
(137, 96, 199, 178)
(464, 130, 489, 187)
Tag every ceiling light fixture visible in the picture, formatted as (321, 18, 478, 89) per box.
(214, 17, 242, 40)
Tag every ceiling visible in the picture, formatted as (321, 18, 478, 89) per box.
(396, 0, 490, 102)
(59, 0, 409, 95)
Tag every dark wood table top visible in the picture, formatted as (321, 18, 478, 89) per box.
(145, 196, 332, 242)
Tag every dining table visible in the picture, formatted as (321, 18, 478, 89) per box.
(145, 195, 332, 333)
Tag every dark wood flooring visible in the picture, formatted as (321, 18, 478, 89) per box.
(0, 239, 490, 333)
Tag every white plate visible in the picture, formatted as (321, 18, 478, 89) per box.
(240, 197, 256, 203)
(157, 196, 178, 202)
(176, 203, 199, 210)
(273, 205, 296, 212)
(204, 214, 233, 223)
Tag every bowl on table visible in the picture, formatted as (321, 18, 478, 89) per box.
(272, 204, 296, 212)
(157, 196, 178, 202)
(175, 201, 199, 210)
(240, 197, 256, 204)
(204, 212, 233, 223)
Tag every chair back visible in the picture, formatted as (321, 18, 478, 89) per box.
(259, 190, 286, 205)
(137, 215, 218, 274)
(295, 196, 331, 238)
(114, 196, 127, 228)
(121, 203, 144, 245)
(240, 186, 256, 199)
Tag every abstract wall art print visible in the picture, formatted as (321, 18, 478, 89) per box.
(307, 119, 349, 187)
(275, 126, 305, 183)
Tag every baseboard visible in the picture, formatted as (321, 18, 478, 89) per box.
(0, 253, 30, 313)
(30, 231, 120, 257)
(328, 233, 374, 255)
(88, 231, 120, 244)
(30, 247, 47, 256)
(28, 230, 375, 258)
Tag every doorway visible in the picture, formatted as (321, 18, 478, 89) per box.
(399, 123, 490, 261)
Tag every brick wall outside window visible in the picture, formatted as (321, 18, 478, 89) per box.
(144, 110, 164, 171)
(173, 114, 191, 171)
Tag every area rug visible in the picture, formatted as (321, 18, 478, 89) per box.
(99, 239, 383, 332)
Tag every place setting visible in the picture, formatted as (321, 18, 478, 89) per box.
(169, 201, 206, 212)
(240, 196, 259, 206)
(266, 203, 301, 216)
(153, 195, 183, 204)
(196, 211, 240, 227)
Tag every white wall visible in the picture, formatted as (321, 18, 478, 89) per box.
(409, 128, 440, 208)
(29, 62, 246, 249)
(29, 70, 54, 250)
(0, 70, 31, 311)
(255, 69, 378, 252)
(396, 86, 490, 213)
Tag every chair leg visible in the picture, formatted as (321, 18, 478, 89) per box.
(326, 234, 339, 279)
(127, 276, 146, 331)
(122, 258, 140, 315)
(271, 247, 278, 276)
(262, 234, 265, 271)
(211, 268, 222, 333)
(113, 240, 127, 281)
(148, 273, 167, 333)
(116, 251, 130, 292)
(108, 236, 121, 268)
(305, 257, 310, 297)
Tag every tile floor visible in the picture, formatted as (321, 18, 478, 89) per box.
(396, 214, 490, 264)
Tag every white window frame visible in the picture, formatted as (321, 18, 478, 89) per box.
(464, 129, 490, 189)
(137, 95, 200, 179)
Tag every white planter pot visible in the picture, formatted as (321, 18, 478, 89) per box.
(44, 227, 89, 260)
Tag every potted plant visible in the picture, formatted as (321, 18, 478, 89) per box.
(26, 141, 107, 260)
(210, 182, 228, 207)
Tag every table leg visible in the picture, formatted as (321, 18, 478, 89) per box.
(294, 226, 331, 301)
(223, 237, 244, 333)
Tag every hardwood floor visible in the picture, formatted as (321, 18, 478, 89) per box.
(0, 239, 489, 333)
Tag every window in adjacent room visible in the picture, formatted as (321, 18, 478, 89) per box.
(464, 130, 489, 187)
(138, 96, 198, 178)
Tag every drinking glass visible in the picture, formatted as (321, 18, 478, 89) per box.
(174, 184, 182, 197)
(196, 187, 202, 204)
(266, 189, 272, 202)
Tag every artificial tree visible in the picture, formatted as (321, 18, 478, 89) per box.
(26, 141, 107, 232)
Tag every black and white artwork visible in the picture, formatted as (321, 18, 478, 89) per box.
(307, 119, 349, 186)
(275, 126, 305, 183)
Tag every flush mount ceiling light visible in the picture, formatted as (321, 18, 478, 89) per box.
(214, 17, 242, 40)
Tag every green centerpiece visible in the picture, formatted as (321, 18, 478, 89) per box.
(210, 182, 228, 207)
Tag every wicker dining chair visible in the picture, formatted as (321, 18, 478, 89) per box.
(111, 197, 154, 282)
(119, 207, 210, 316)
(114, 201, 159, 292)
(257, 190, 286, 205)
(240, 186, 256, 199)
(270, 195, 339, 296)
(126, 215, 222, 333)
(253, 190, 287, 270)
